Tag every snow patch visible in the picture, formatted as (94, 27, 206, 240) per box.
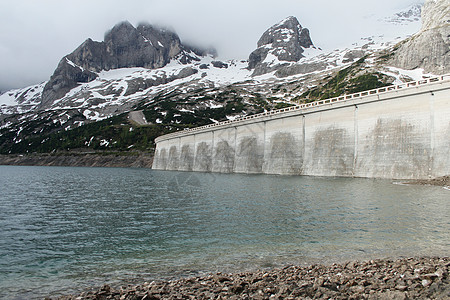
(274, 28, 295, 42)
(263, 52, 283, 65)
(301, 47, 322, 59)
(179, 108, 195, 113)
(86, 136, 94, 147)
(98, 68, 148, 80)
(383, 67, 435, 83)
(226, 115, 241, 121)
(0, 92, 19, 106)
(66, 58, 84, 71)
(141, 35, 154, 46)
(206, 101, 224, 109)
(83, 109, 107, 121)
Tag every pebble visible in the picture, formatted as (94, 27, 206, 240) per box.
(49, 256, 449, 300)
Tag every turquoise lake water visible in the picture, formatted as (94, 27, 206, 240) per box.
(0, 165, 448, 299)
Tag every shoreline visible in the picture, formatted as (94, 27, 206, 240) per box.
(402, 176, 450, 188)
(51, 256, 449, 299)
(1, 154, 448, 189)
(0, 152, 153, 168)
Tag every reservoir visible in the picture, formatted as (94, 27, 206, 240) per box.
(0, 166, 448, 299)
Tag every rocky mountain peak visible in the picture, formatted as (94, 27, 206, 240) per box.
(108, 20, 135, 34)
(384, 3, 422, 24)
(389, 0, 449, 74)
(248, 16, 314, 76)
(104, 21, 140, 50)
(256, 16, 313, 50)
(40, 21, 215, 108)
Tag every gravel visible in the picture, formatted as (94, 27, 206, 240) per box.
(50, 256, 449, 299)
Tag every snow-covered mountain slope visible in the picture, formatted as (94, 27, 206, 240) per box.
(382, 3, 422, 25)
(41, 58, 252, 122)
(0, 82, 46, 115)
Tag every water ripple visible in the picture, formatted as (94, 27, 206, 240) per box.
(0, 166, 448, 299)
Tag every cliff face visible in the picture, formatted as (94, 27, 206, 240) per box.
(390, 0, 450, 74)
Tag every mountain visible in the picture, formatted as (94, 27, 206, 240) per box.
(1, 2, 447, 155)
(248, 16, 316, 76)
(390, 0, 450, 74)
(40, 21, 216, 109)
(383, 3, 422, 24)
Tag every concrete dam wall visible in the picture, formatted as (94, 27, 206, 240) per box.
(153, 75, 450, 179)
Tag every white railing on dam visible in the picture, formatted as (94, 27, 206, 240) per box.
(155, 74, 450, 143)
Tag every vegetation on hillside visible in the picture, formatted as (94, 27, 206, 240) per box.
(0, 113, 176, 154)
(137, 88, 266, 126)
(299, 58, 393, 102)
(0, 87, 276, 154)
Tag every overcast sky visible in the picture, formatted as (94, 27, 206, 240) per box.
(0, 0, 423, 91)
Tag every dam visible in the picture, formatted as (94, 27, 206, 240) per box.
(153, 75, 450, 179)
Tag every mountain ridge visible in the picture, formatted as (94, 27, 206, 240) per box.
(1, 1, 449, 155)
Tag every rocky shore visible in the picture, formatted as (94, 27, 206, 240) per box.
(51, 257, 449, 299)
(0, 152, 153, 168)
(405, 176, 450, 188)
